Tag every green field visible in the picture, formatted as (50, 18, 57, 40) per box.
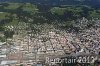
(0, 12, 9, 19)
(4, 3, 22, 10)
(22, 3, 39, 14)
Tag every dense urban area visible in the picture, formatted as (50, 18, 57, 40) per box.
(0, 1, 100, 66)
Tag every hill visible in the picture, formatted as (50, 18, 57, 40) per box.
(0, 0, 100, 8)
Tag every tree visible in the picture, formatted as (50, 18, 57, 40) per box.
(4, 31, 14, 38)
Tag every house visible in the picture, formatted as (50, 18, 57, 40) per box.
(0, 60, 17, 66)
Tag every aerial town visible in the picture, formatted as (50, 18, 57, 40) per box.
(0, 1, 100, 66)
(0, 18, 100, 66)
